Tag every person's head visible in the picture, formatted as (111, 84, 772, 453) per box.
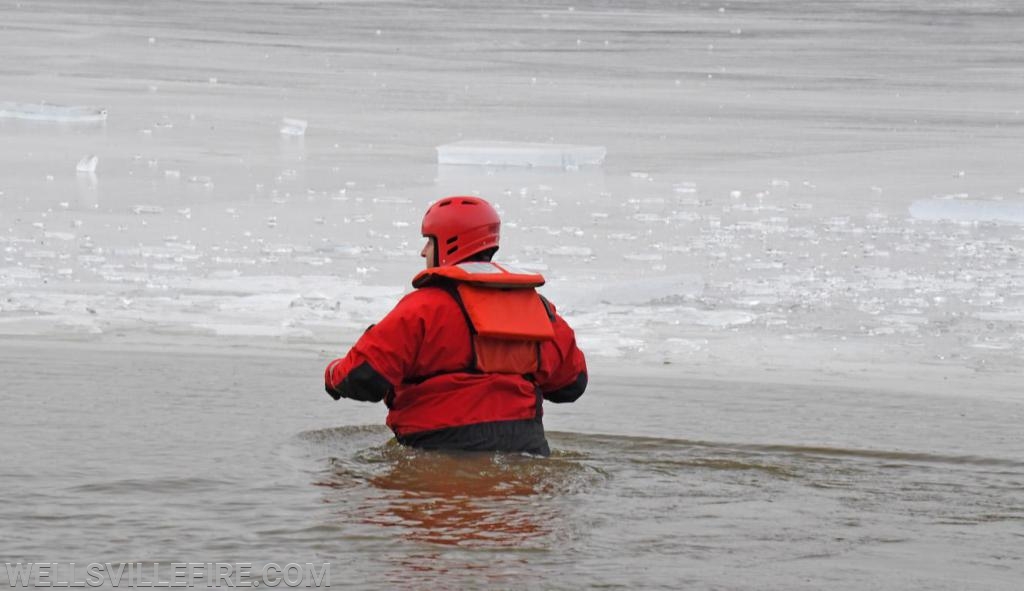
(420, 196, 500, 268)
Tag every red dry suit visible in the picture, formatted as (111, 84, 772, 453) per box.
(324, 262, 587, 455)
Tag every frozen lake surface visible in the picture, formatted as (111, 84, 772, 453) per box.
(2, 0, 1023, 588)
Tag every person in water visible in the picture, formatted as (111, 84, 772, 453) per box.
(323, 196, 588, 456)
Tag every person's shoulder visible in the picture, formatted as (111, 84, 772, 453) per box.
(388, 286, 462, 328)
(394, 284, 458, 310)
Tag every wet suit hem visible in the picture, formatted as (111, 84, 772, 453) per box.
(396, 418, 551, 456)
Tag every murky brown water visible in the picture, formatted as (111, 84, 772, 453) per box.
(2, 342, 1022, 589)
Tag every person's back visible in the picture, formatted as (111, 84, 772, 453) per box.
(323, 196, 587, 456)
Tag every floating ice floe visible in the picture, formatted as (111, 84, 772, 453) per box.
(623, 253, 663, 262)
(130, 205, 164, 215)
(909, 198, 1024, 225)
(0, 102, 108, 123)
(280, 118, 307, 136)
(76, 155, 98, 173)
(544, 246, 593, 257)
(436, 141, 606, 168)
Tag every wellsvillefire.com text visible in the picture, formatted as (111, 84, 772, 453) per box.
(4, 563, 331, 588)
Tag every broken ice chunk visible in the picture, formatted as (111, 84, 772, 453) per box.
(436, 141, 605, 168)
(280, 118, 308, 136)
(131, 205, 164, 215)
(909, 198, 1024, 224)
(0, 102, 108, 123)
(76, 155, 98, 173)
(187, 175, 214, 188)
(545, 246, 593, 257)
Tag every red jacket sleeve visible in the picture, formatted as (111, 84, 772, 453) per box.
(535, 299, 588, 403)
(324, 291, 427, 403)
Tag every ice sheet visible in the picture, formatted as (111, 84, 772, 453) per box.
(437, 141, 606, 168)
(1, 0, 1022, 388)
(0, 102, 108, 123)
(909, 197, 1024, 224)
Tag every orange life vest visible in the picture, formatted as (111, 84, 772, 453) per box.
(412, 262, 555, 375)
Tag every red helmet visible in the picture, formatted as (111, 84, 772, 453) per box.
(421, 196, 501, 266)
